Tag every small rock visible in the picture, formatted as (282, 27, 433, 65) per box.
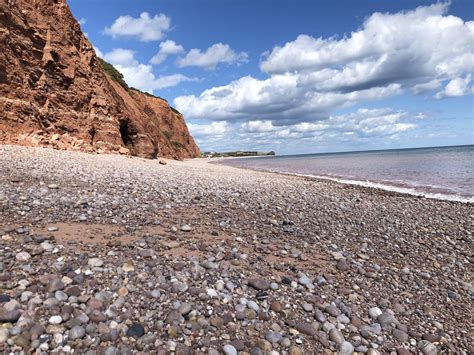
(55, 291, 68, 302)
(325, 304, 341, 317)
(69, 326, 86, 340)
(393, 329, 409, 342)
(223, 344, 237, 355)
(49, 315, 62, 324)
(0, 295, 10, 303)
(270, 300, 282, 312)
(0, 328, 9, 344)
(329, 328, 345, 345)
(3, 300, 20, 312)
(288, 346, 303, 355)
(419, 340, 437, 355)
(138, 249, 154, 258)
(369, 307, 383, 318)
(340, 341, 354, 355)
(180, 225, 192, 232)
(314, 310, 326, 322)
(122, 263, 134, 272)
(248, 278, 270, 290)
(178, 303, 192, 315)
(247, 300, 260, 311)
(15, 251, 31, 262)
(337, 259, 350, 271)
(150, 290, 161, 298)
(48, 279, 65, 292)
(0, 309, 21, 323)
(255, 339, 272, 351)
(295, 322, 316, 336)
(126, 323, 145, 338)
(265, 330, 282, 343)
(88, 258, 103, 267)
(378, 312, 397, 327)
(255, 290, 268, 300)
(298, 275, 311, 285)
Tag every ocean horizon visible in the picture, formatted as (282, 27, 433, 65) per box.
(217, 144, 474, 203)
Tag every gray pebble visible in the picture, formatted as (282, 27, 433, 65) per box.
(223, 344, 237, 355)
(69, 326, 86, 340)
(265, 330, 282, 343)
(340, 341, 354, 355)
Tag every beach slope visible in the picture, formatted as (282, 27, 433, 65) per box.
(0, 145, 472, 353)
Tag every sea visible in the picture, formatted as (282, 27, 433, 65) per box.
(217, 145, 474, 203)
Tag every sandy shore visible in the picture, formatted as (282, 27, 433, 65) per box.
(0, 145, 472, 354)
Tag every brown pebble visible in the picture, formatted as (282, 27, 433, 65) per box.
(270, 300, 283, 312)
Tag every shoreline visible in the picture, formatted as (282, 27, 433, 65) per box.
(213, 160, 474, 204)
(0, 145, 472, 354)
(212, 157, 474, 204)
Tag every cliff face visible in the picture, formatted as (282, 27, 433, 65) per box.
(0, 0, 200, 159)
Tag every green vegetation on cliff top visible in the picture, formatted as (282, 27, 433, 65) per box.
(98, 58, 128, 90)
(98, 58, 184, 117)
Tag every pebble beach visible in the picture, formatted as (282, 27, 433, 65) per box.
(0, 145, 472, 354)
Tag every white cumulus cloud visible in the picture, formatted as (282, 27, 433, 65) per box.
(103, 48, 138, 67)
(190, 108, 422, 152)
(175, 3, 474, 124)
(241, 120, 276, 133)
(150, 40, 185, 65)
(434, 74, 473, 99)
(176, 43, 248, 70)
(188, 121, 229, 137)
(99, 48, 196, 93)
(104, 12, 171, 42)
(174, 74, 401, 122)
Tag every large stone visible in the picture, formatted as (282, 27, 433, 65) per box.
(265, 330, 282, 343)
(223, 344, 237, 355)
(126, 323, 145, 338)
(180, 225, 192, 232)
(419, 340, 437, 355)
(325, 304, 341, 317)
(0, 309, 21, 323)
(15, 251, 31, 262)
(378, 312, 397, 327)
(88, 258, 103, 267)
(69, 326, 86, 340)
(0, 329, 9, 344)
(393, 329, 409, 342)
(295, 322, 316, 336)
(369, 307, 383, 319)
(329, 328, 345, 345)
(248, 278, 270, 290)
(340, 341, 355, 355)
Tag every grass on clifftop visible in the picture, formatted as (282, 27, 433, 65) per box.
(98, 59, 184, 116)
(170, 106, 183, 116)
(98, 58, 128, 90)
(129, 87, 167, 102)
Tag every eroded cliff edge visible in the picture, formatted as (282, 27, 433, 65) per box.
(0, 0, 200, 159)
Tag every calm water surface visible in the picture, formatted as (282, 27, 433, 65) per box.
(217, 145, 474, 202)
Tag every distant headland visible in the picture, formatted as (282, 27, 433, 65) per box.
(201, 151, 276, 158)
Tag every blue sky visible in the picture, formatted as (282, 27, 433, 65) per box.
(69, 0, 474, 154)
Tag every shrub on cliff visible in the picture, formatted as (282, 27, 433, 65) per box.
(98, 58, 128, 90)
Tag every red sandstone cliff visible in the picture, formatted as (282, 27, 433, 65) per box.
(0, 0, 200, 159)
